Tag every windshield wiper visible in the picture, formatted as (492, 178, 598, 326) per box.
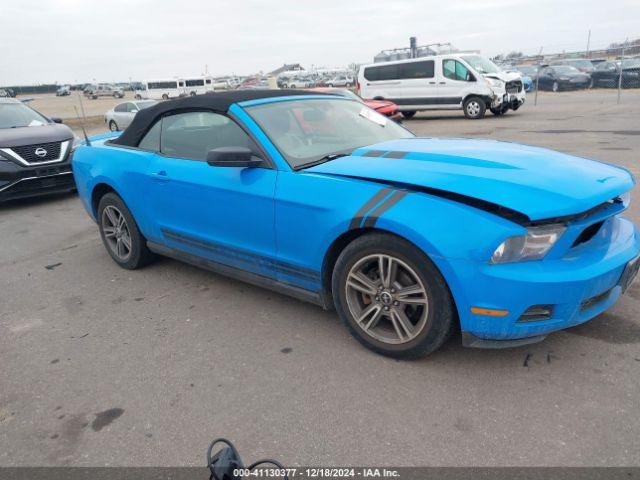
(295, 152, 351, 170)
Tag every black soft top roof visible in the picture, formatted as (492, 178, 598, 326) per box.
(112, 89, 322, 147)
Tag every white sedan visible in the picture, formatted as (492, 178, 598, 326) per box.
(104, 100, 157, 132)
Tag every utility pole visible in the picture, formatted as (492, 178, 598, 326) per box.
(534, 46, 543, 106)
(618, 38, 628, 104)
(585, 29, 591, 58)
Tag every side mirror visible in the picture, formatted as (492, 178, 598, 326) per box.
(50, 117, 63, 124)
(207, 147, 262, 168)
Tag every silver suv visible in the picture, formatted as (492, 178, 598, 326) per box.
(85, 84, 124, 100)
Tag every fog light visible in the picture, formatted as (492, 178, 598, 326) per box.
(517, 305, 554, 322)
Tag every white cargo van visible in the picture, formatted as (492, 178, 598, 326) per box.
(358, 54, 525, 119)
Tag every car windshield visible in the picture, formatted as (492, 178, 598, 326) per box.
(552, 65, 580, 74)
(460, 55, 500, 74)
(245, 97, 414, 169)
(567, 60, 592, 68)
(0, 102, 49, 129)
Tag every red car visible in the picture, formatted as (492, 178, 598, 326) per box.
(306, 88, 402, 121)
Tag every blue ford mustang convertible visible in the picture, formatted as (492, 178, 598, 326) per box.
(72, 90, 639, 358)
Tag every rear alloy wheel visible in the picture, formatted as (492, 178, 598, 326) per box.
(108, 120, 118, 132)
(401, 110, 416, 119)
(332, 233, 454, 358)
(463, 96, 486, 119)
(98, 193, 155, 270)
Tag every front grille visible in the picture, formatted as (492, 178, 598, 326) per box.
(506, 80, 523, 94)
(580, 289, 611, 312)
(2, 174, 75, 198)
(11, 141, 62, 163)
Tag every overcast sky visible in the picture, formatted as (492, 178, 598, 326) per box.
(1, 0, 638, 85)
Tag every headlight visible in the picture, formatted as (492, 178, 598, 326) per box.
(490, 224, 566, 264)
(485, 77, 504, 88)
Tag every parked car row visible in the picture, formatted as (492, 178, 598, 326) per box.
(277, 71, 354, 89)
(509, 57, 640, 91)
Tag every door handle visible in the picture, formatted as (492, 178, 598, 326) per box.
(151, 170, 170, 181)
(439, 82, 447, 85)
(428, 81, 436, 84)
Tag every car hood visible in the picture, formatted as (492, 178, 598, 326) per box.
(485, 71, 522, 82)
(0, 123, 73, 148)
(304, 138, 634, 221)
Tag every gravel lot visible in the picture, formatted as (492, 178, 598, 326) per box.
(1, 91, 639, 467)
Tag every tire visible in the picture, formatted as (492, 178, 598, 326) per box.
(97, 192, 155, 270)
(113, 92, 118, 97)
(463, 96, 486, 119)
(332, 233, 455, 359)
(401, 110, 416, 119)
(108, 120, 118, 132)
(190, 91, 197, 96)
(135, 94, 142, 100)
(92, 95, 98, 100)
(552, 81, 559, 92)
(162, 94, 169, 100)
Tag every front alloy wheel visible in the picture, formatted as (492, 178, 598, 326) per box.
(332, 233, 454, 358)
(345, 254, 429, 345)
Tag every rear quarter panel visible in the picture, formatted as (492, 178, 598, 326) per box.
(72, 142, 156, 240)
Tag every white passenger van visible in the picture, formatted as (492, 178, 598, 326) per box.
(135, 79, 186, 100)
(183, 76, 215, 96)
(358, 54, 526, 119)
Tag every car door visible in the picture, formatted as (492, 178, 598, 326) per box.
(111, 102, 128, 127)
(440, 59, 474, 105)
(396, 60, 438, 107)
(146, 110, 279, 279)
(122, 102, 139, 128)
(538, 68, 553, 89)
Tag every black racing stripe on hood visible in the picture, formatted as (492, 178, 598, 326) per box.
(362, 150, 386, 157)
(383, 151, 407, 159)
